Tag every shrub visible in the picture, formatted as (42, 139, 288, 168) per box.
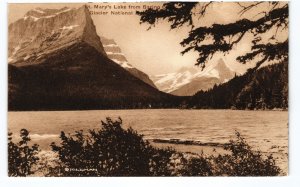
(8, 118, 282, 176)
(50, 117, 156, 176)
(182, 154, 214, 176)
(8, 129, 40, 176)
(48, 119, 282, 176)
(148, 147, 176, 176)
(212, 131, 281, 176)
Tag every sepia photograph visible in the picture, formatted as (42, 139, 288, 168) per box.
(7, 1, 288, 177)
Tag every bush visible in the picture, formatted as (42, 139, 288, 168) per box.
(8, 118, 282, 176)
(166, 152, 213, 176)
(182, 154, 214, 176)
(148, 146, 175, 176)
(49, 119, 281, 176)
(212, 131, 281, 176)
(50, 117, 165, 176)
(8, 129, 40, 176)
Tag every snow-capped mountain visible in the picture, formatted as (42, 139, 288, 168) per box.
(8, 6, 106, 64)
(100, 36, 156, 88)
(151, 59, 236, 96)
(8, 6, 175, 110)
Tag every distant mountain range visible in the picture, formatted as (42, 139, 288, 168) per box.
(7, 5, 288, 111)
(151, 59, 236, 96)
(8, 6, 179, 110)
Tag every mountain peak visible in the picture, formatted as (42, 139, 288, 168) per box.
(152, 58, 236, 96)
(8, 5, 106, 65)
(100, 36, 157, 88)
(24, 7, 72, 19)
(8, 5, 175, 110)
(214, 58, 235, 82)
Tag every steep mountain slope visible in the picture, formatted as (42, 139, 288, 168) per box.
(8, 6, 106, 64)
(100, 36, 156, 88)
(152, 59, 235, 96)
(8, 6, 179, 110)
(187, 62, 288, 110)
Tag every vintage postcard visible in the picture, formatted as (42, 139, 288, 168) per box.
(7, 2, 288, 176)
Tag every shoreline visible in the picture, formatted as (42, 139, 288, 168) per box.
(8, 108, 288, 112)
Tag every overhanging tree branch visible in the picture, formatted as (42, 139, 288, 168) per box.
(138, 2, 288, 70)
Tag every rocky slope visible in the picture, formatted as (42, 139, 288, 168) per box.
(100, 36, 156, 88)
(8, 6, 179, 110)
(8, 6, 106, 64)
(152, 59, 236, 96)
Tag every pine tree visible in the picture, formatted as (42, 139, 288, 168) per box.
(138, 2, 288, 70)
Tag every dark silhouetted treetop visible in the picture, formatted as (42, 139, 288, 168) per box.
(137, 2, 288, 70)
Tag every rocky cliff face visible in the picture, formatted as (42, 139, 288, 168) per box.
(8, 6, 179, 110)
(8, 6, 106, 65)
(152, 59, 236, 96)
(100, 36, 156, 88)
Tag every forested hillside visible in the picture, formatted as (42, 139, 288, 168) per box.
(186, 62, 288, 110)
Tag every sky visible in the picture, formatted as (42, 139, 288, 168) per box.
(8, 2, 288, 76)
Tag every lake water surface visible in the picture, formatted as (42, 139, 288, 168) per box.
(8, 109, 288, 153)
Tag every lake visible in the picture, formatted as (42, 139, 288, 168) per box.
(8, 109, 288, 171)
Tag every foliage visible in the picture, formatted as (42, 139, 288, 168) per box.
(48, 118, 281, 176)
(50, 117, 175, 176)
(9, 119, 282, 176)
(137, 2, 288, 69)
(212, 131, 281, 176)
(8, 129, 40, 176)
(188, 62, 288, 110)
(167, 152, 213, 176)
(148, 146, 176, 176)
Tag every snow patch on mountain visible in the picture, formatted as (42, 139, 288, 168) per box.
(23, 55, 31, 60)
(23, 7, 73, 22)
(55, 8, 72, 15)
(113, 59, 134, 69)
(23, 16, 39, 21)
(60, 25, 79, 30)
(8, 57, 14, 63)
(33, 8, 45, 14)
(106, 52, 125, 56)
(11, 45, 21, 56)
(103, 44, 118, 47)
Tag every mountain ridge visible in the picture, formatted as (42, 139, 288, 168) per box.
(100, 36, 157, 88)
(8, 6, 180, 111)
(8, 6, 106, 65)
(152, 59, 236, 96)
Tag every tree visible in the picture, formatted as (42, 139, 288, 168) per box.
(137, 2, 288, 70)
(8, 129, 40, 176)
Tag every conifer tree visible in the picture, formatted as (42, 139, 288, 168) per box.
(138, 2, 288, 70)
